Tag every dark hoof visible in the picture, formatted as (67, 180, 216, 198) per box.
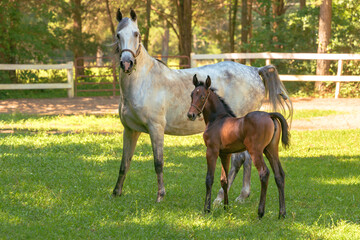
(279, 212, 286, 219)
(112, 189, 122, 197)
(258, 211, 265, 219)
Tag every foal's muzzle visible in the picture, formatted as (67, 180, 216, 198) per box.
(187, 112, 197, 121)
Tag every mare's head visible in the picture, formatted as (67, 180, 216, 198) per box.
(187, 74, 212, 121)
(115, 9, 142, 73)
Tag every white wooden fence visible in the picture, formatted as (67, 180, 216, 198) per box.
(0, 62, 74, 98)
(191, 52, 360, 98)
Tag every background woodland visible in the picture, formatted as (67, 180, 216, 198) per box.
(0, 0, 359, 96)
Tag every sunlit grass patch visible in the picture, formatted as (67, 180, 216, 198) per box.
(293, 109, 347, 120)
(0, 113, 123, 133)
(0, 113, 360, 239)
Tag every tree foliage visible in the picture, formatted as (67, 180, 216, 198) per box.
(0, 0, 359, 95)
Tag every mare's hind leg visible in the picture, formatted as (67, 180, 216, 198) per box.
(213, 152, 252, 205)
(219, 153, 231, 209)
(264, 146, 286, 218)
(113, 127, 141, 197)
(248, 150, 270, 219)
(236, 151, 252, 202)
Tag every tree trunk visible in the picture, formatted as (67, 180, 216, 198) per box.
(272, 0, 285, 49)
(229, 0, 239, 53)
(300, 0, 306, 9)
(175, 0, 192, 68)
(240, 0, 252, 64)
(161, 20, 169, 64)
(72, 0, 84, 76)
(316, 0, 332, 93)
(144, 0, 151, 50)
(105, 0, 115, 37)
(0, 1, 19, 83)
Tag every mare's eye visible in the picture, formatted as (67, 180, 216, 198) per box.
(134, 32, 139, 37)
(201, 96, 205, 101)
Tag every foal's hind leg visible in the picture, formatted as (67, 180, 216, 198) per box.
(248, 150, 270, 219)
(264, 146, 286, 218)
(219, 153, 231, 209)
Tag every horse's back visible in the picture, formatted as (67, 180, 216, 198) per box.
(243, 111, 275, 149)
(179, 61, 265, 117)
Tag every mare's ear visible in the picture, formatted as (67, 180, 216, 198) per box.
(116, 9, 122, 22)
(193, 74, 199, 86)
(205, 75, 211, 89)
(130, 9, 137, 21)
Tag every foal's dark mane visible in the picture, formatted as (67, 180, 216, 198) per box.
(197, 82, 236, 118)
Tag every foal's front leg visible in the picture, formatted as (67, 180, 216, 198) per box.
(219, 153, 231, 209)
(204, 147, 219, 212)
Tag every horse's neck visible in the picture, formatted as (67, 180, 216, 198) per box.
(120, 45, 156, 86)
(203, 92, 230, 125)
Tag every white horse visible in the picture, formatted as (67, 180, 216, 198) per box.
(112, 9, 293, 203)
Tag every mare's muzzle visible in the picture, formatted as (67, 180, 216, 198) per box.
(120, 59, 134, 73)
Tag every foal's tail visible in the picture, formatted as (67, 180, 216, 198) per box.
(269, 112, 290, 149)
(258, 65, 293, 126)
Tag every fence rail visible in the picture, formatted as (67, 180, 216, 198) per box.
(0, 62, 74, 98)
(191, 52, 360, 98)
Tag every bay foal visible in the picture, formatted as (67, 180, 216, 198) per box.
(187, 75, 290, 218)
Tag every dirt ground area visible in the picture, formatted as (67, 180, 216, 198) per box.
(0, 96, 359, 130)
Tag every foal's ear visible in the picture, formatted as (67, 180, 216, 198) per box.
(116, 9, 122, 22)
(193, 74, 199, 86)
(130, 9, 137, 21)
(205, 75, 211, 89)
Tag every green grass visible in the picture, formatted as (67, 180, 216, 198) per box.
(0, 113, 122, 133)
(0, 114, 359, 239)
(293, 109, 347, 120)
(0, 109, 345, 134)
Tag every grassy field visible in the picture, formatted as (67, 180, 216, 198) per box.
(0, 112, 359, 239)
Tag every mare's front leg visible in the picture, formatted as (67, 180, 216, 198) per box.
(204, 147, 219, 213)
(113, 126, 141, 197)
(148, 123, 166, 202)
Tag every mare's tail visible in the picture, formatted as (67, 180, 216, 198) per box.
(258, 65, 293, 126)
(269, 112, 290, 148)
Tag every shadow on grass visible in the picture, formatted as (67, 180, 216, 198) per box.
(1, 132, 360, 238)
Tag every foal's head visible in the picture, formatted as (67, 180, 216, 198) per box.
(187, 74, 212, 121)
(115, 9, 142, 73)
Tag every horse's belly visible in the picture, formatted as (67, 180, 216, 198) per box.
(164, 118, 205, 136)
(221, 142, 246, 154)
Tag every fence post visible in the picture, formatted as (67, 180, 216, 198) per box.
(190, 52, 196, 68)
(335, 59, 343, 99)
(67, 62, 74, 98)
(112, 57, 117, 96)
(266, 59, 271, 65)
